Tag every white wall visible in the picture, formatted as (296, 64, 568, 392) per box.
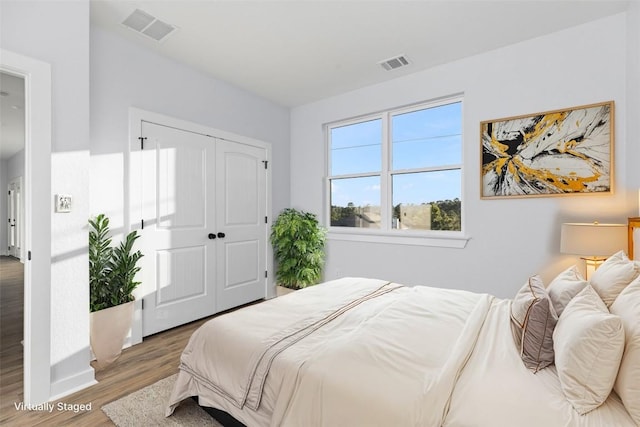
(0, 0, 94, 400)
(90, 27, 290, 235)
(290, 13, 636, 298)
(7, 149, 24, 179)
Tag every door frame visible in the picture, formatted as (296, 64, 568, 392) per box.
(128, 107, 273, 341)
(1, 49, 52, 405)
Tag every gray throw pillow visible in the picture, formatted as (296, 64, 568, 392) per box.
(511, 275, 558, 372)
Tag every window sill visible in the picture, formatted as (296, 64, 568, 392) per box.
(327, 229, 470, 248)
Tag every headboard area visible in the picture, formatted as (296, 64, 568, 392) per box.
(630, 216, 640, 260)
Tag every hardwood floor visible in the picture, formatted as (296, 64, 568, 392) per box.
(0, 256, 214, 426)
(0, 256, 24, 422)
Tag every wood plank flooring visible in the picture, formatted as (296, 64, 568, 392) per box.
(0, 256, 24, 425)
(0, 256, 214, 426)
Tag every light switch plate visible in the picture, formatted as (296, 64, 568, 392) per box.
(55, 194, 72, 213)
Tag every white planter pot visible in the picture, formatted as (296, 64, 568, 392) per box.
(90, 301, 134, 368)
(276, 285, 296, 297)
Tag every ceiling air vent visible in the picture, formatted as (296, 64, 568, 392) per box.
(121, 9, 177, 42)
(379, 55, 410, 71)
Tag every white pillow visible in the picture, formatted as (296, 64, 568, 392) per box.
(590, 250, 640, 307)
(610, 276, 640, 425)
(547, 265, 588, 317)
(553, 285, 625, 415)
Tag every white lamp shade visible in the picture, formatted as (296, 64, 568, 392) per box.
(560, 223, 626, 257)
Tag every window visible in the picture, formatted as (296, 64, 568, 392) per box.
(327, 97, 463, 235)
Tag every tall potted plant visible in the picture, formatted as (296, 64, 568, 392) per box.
(89, 214, 143, 368)
(270, 208, 326, 293)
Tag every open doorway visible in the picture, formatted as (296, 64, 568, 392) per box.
(0, 71, 26, 409)
(1, 49, 52, 406)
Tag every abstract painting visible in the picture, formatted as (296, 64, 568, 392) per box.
(481, 101, 613, 198)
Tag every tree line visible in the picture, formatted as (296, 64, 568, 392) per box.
(331, 198, 461, 231)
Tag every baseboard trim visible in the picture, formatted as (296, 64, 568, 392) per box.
(49, 367, 96, 402)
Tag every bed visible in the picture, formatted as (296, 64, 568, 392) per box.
(166, 224, 640, 427)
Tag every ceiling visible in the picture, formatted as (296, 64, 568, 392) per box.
(90, 0, 630, 108)
(0, 72, 25, 160)
(0, 1, 631, 160)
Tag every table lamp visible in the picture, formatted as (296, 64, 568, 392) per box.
(560, 222, 626, 279)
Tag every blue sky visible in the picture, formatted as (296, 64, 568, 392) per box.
(330, 102, 462, 207)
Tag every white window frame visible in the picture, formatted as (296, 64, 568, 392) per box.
(325, 95, 469, 248)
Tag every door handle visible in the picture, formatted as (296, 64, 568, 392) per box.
(217, 232, 226, 238)
(208, 233, 216, 240)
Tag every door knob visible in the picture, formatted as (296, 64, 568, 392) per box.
(208, 233, 216, 240)
(217, 232, 226, 238)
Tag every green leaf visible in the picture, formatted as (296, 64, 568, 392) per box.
(89, 215, 144, 312)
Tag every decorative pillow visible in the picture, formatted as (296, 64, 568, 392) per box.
(590, 250, 640, 307)
(547, 265, 588, 317)
(510, 275, 557, 372)
(553, 285, 625, 415)
(610, 276, 640, 425)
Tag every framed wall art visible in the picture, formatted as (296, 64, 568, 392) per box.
(480, 101, 614, 199)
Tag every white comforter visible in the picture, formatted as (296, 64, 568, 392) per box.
(166, 277, 635, 427)
(443, 299, 635, 427)
(167, 277, 493, 426)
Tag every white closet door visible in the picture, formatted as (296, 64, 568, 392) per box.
(215, 139, 267, 312)
(140, 122, 216, 336)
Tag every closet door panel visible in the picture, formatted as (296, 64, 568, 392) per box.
(140, 121, 216, 337)
(215, 140, 267, 312)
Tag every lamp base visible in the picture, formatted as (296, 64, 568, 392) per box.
(580, 256, 606, 280)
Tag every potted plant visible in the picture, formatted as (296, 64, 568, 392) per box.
(270, 208, 326, 295)
(89, 214, 143, 368)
